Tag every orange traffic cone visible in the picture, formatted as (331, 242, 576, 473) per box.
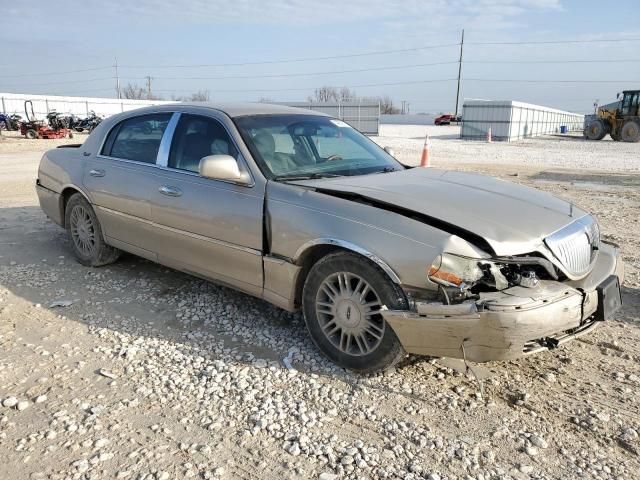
(420, 134, 430, 167)
(486, 126, 492, 143)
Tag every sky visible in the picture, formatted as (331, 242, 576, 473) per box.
(0, 0, 638, 114)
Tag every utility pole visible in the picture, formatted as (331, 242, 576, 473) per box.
(114, 57, 121, 100)
(145, 76, 153, 100)
(454, 29, 464, 117)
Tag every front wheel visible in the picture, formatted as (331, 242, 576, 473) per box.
(302, 252, 408, 372)
(621, 120, 640, 143)
(584, 119, 607, 140)
(65, 194, 120, 267)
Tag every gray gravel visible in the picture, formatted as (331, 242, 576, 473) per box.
(1, 135, 639, 479)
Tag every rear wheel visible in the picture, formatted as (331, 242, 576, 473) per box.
(25, 129, 37, 139)
(621, 120, 640, 143)
(584, 119, 607, 140)
(65, 194, 120, 267)
(302, 252, 408, 372)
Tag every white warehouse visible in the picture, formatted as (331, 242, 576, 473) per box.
(461, 100, 584, 141)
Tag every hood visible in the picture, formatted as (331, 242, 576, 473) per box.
(293, 168, 586, 256)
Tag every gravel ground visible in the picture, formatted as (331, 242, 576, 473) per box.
(373, 125, 640, 172)
(0, 125, 639, 479)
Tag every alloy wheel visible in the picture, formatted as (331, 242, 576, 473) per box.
(70, 205, 97, 257)
(315, 272, 385, 356)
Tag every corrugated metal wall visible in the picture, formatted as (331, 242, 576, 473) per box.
(461, 100, 584, 141)
(0, 92, 172, 118)
(284, 101, 380, 135)
(1, 93, 382, 135)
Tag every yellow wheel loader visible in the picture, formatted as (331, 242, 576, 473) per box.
(584, 90, 640, 142)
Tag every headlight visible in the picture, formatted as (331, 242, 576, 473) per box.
(429, 253, 509, 290)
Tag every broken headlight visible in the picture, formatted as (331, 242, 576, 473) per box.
(428, 253, 510, 292)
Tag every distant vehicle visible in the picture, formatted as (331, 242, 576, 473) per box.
(584, 90, 640, 142)
(36, 103, 623, 372)
(434, 114, 461, 126)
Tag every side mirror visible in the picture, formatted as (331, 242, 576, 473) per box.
(199, 155, 251, 185)
(616, 92, 620, 99)
(383, 146, 396, 157)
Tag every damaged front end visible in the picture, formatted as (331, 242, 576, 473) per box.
(382, 244, 623, 363)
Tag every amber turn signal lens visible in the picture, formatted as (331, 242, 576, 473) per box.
(428, 266, 463, 286)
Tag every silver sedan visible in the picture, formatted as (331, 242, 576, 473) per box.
(36, 103, 624, 372)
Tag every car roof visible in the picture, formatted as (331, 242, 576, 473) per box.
(131, 102, 331, 118)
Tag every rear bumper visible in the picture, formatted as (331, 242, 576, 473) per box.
(36, 181, 63, 227)
(383, 244, 624, 362)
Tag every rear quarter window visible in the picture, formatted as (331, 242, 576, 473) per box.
(101, 113, 172, 164)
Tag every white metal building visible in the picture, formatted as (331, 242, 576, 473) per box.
(461, 100, 584, 141)
(284, 101, 380, 135)
(0, 92, 172, 119)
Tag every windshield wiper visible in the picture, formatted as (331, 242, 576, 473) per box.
(272, 172, 342, 181)
(373, 167, 398, 174)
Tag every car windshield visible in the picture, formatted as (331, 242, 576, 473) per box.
(234, 114, 403, 179)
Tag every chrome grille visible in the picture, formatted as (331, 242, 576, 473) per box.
(545, 215, 599, 279)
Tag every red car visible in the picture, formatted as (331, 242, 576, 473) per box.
(434, 114, 461, 125)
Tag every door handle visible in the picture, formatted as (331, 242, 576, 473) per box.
(89, 169, 105, 177)
(83, 152, 91, 157)
(159, 185, 182, 197)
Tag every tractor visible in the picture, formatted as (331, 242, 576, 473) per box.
(19, 100, 72, 139)
(584, 90, 640, 142)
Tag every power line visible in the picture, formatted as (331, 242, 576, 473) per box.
(120, 61, 459, 81)
(466, 59, 640, 64)
(151, 78, 458, 94)
(2, 36, 639, 79)
(117, 43, 461, 69)
(117, 37, 640, 69)
(465, 78, 639, 83)
(2, 76, 115, 88)
(82, 58, 640, 84)
(468, 37, 640, 45)
(0, 66, 112, 79)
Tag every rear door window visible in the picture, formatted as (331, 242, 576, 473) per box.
(168, 114, 238, 173)
(101, 113, 172, 164)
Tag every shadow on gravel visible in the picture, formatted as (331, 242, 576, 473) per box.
(1, 205, 638, 385)
(530, 171, 640, 188)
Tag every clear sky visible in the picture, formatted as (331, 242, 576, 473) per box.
(1, 0, 638, 113)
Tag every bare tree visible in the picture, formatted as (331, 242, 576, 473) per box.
(170, 90, 210, 102)
(339, 87, 357, 102)
(378, 96, 400, 114)
(122, 83, 146, 100)
(190, 90, 210, 102)
(313, 86, 339, 102)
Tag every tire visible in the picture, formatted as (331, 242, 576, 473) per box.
(302, 252, 408, 372)
(620, 120, 640, 143)
(25, 129, 37, 139)
(584, 119, 607, 140)
(75, 127, 84, 133)
(64, 193, 120, 267)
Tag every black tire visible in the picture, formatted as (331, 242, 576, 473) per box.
(25, 129, 37, 139)
(64, 193, 120, 267)
(302, 252, 408, 372)
(74, 127, 84, 133)
(621, 120, 640, 143)
(584, 119, 607, 140)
